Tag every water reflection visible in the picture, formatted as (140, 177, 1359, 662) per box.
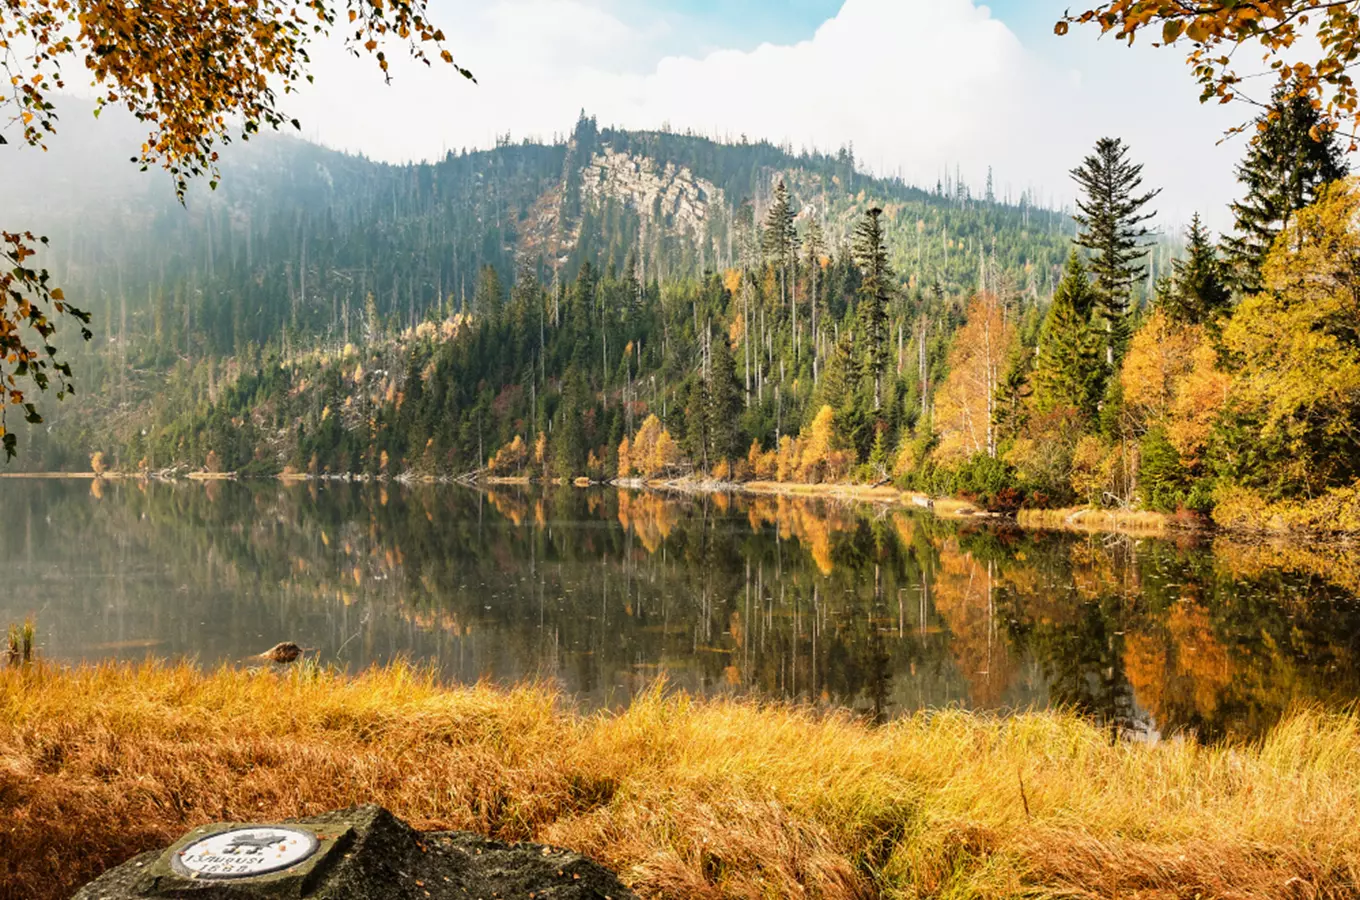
(3, 479, 1359, 741)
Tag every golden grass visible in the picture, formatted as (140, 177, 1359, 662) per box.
(1017, 506, 1173, 536)
(734, 481, 905, 504)
(2, 663, 1358, 899)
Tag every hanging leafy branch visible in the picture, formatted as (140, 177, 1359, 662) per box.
(1, 231, 90, 459)
(1, 0, 473, 195)
(1056, 1, 1360, 147)
(0, 0, 469, 456)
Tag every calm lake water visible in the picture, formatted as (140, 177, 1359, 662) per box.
(4, 478, 1359, 741)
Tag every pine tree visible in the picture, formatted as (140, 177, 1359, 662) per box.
(816, 328, 857, 417)
(682, 374, 708, 470)
(1223, 83, 1347, 291)
(1071, 137, 1161, 359)
(474, 265, 504, 320)
(1032, 252, 1104, 420)
(553, 367, 588, 479)
(704, 332, 742, 465)
(852, 207, 892, 410)
(761, 180, 798, 300)
(1163, 214, 1231, 325)
(868, 427, 888, 479)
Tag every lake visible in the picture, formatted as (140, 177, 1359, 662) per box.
(4, 478, 1359, 741)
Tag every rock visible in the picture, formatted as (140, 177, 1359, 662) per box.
(74, 805, 635, 900)
(581, 146, 724, 236)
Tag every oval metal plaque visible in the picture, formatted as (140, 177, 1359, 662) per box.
(172, 826, 319, 879)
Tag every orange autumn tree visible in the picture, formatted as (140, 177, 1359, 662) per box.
(933, 292, 1014, 463)
(623, 415, 683, 479)
(0, 0, 471, 456)
(794, 404, 853, 483)
(487, 435, 528, 475)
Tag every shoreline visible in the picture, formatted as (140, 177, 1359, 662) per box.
(5, 661, 1357, 900)
(0, 468, 1191, 537)
(0, 468, 1250, 539)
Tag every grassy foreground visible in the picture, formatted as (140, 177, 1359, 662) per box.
(1, 664, 1357, 899)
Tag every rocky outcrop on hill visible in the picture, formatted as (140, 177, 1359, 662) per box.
(581, 146, 724, 235)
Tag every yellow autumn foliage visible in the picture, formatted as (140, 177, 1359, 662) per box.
(1122, 308, 1200, 422)
(487, 435, 528, 474)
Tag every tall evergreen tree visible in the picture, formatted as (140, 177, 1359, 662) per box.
(1163, 214, 1231, 325)
(762, 180, 799, 365)
(553, 366, 589, 479)
(705, 333, 742, 465)
(682, 374, 709, 470)
(852, 207, 892, 410)
(816, 328, 857, 416)
(1032, 252, 1104, 420)
(1223, 83, 1347, 291)
(473, 265, 505, 320)
(761, 180, 798, 298)
(1071, 137, 1160, 359)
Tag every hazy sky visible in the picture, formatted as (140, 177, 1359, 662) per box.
(283, 0, 1263, 231)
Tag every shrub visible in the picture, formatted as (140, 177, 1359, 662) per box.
(1139, 428, 1190, 513)
(951, 454, 1025, 512)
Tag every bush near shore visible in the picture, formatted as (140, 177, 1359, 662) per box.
(1, 662, 1358, 899)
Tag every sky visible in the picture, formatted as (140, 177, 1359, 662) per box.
(284, 0, 1266, 232)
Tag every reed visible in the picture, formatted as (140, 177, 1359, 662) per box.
(5, 620, 34, 667)
(0, 662, 1356, 899)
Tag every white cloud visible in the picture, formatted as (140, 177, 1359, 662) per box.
(288, 0, 1254, 231)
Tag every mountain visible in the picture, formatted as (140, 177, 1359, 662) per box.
(4, 108, 1155, 472)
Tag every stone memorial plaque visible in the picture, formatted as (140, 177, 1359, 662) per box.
(170, 826, 319, 879)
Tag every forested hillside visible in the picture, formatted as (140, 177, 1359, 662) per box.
(7, 109, 1103, 472)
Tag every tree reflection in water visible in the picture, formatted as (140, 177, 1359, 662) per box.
(4, 479, 1360, 741)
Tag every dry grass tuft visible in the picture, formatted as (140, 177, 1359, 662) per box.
(1017, 505, 1173, 535)
(1, 663, 1357, 899)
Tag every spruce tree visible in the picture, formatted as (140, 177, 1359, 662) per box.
(1223, 83, 1347, 291)
(1163, 214, 1231, 325)
(852, 207, 892, 410)
(682, 375, 709, 470)
(704, 333, 742, 465)
(816, 328, 857, 416)
(761, 180, 798, 308)
(1032, 252, 1104, 420)
(473, 265, 504, 321)
(1071, 137, 1160, 358)
(553, 367, 588, 479)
